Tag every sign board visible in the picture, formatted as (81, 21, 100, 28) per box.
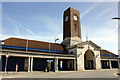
(47, 60, 53, 62)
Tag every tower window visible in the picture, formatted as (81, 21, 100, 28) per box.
(75, 23, 77, 31)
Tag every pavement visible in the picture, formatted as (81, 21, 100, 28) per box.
(0, 69, 119, 78)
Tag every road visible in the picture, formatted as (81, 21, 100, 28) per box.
(1, 69, 119, 78)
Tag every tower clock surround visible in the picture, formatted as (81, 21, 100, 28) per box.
(62, 7, 82, 47)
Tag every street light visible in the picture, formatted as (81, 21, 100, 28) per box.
(5, 54, 9, 75)
(54, 38, 59, 72)
(55, 38, 59, 54)
(112, 17, 120, 76)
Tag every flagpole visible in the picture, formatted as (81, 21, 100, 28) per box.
(54, 37, 59, 72)
(86, 26, 88, 41)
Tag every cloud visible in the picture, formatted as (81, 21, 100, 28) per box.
(55, 33, 63, 43)
(90, 35, 117, 42)
(81, 2, 100, 18)
(7, 17, 40, 37)
(95, 7, 113, 21)
(90, 21, 118, 43)
(35, 16, 62, 32)
(2, 17, 63, 43)
(2, 17, 51, 41)
(90, 33, 118, 54)
(108, 24, 118, 36)
(84, 19, 118, 54)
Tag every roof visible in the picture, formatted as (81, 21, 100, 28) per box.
(2, 37, 118, 57)
(100, 49, 118, 58)
(66, 40, 101, 50)
(100, 49, 116, 55)
(2, 37, 66, 53)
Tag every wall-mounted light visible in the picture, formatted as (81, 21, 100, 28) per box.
(77, 52, 82, 57)
(96, 54, 99, 58)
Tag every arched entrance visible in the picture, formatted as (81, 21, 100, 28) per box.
(84, 50, 96, 70)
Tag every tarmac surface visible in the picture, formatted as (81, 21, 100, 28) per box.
(1, 69, 119, 78)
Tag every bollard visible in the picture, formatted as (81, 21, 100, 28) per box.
(16, 64, 18, 74)
(44, 67, 47, 72)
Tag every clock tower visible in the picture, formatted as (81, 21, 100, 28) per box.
(62, 7, 82, 47)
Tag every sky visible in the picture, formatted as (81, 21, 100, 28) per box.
(2, 2, 118, 54)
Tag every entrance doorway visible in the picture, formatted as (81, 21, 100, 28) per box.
(84, 50, 95, 70)
(47, 60, 54, 71)
(85, 60, 94, 69)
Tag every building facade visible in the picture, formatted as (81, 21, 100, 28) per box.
(1, 7, 119, 72)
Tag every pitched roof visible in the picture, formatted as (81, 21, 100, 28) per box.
(100, 49, 116, 55)
(100, 49, 118, 58)
(2, 37, 66, 53)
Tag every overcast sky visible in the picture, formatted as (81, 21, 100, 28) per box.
(2, 2, 118, 54)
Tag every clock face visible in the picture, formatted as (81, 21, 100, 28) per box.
(73, 15, 77, 21)
(65, 16, 69, 22)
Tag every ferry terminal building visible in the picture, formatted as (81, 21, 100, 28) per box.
(1, 7, 119, 72)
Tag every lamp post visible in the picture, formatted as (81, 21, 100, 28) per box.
(55, 38, 59, 54)
(112, 17, 120, 76)
(5, 54, 9, 75)
(54, 38, 59, 72)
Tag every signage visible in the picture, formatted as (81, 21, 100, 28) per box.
(47, 60, 53, 62)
